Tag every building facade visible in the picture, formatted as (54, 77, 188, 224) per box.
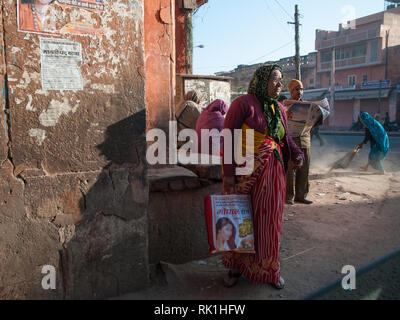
(278, 52, 317, 91)
(217, 51, 317, 97)
(315, 6, 400, 127)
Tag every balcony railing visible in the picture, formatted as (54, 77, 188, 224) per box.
(318, 28, 380, 50)
(319, 56, 381, 71)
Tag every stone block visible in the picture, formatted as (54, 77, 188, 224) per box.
(21, 167, 149, 298)
(60, 213, 149, 299)
(148, 182, 223, 265)
(150, 180, 170, 192)
(0, 160, 25, 219)
(0, 215, 62, 299)
(85, 167, 148, 221)
(169, 180, 184, 191)
(184, 177, 201, 189)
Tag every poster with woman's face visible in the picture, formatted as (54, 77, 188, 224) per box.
(207, 195, 255, 254)
(215, 217, 237, 251)
(17, 0, 105, 35)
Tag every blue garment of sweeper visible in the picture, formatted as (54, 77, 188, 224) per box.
(359, 112, 390, 171)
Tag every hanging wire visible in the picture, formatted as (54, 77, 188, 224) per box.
(193, 0, 211, 23)
(272, 0, 294, 20)
(246, 40, 295, 65)
(196, 40, 295, 73)
(263, 0, 292, 37)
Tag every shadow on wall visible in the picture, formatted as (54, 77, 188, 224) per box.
(97, 108, 146, 166)
(59, 109, 150, 299)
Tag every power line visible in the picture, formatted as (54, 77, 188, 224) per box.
(193, 1, 211, 23)
(263, 0, 292, 37)
(195, 40, 294, 73)
(272, 0, 293, 20)
(246, 40, 295, 65)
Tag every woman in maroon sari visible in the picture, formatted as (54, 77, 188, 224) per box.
(196, 99, 228, 154)
(222, 64, 304, 289)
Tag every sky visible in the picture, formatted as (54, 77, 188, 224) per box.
(193, 0, 386, 75)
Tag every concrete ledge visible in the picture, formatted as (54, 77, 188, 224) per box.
(148, 166, 200, 192)
(180, 164, 222, 181)
(148, 166, 198, 182)
(148, 162, 222, 192)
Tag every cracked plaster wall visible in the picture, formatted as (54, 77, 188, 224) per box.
(0, 0, 149, 299)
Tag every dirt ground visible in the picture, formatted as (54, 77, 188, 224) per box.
(114, 145, 400, 300)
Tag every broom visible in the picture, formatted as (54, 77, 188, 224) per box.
(328, 146, 361, 172)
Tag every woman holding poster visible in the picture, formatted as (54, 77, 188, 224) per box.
(222, 64, 304, 289)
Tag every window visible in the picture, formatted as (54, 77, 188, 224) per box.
(348, 75, 356, 86)
(362, 75, 368, 83)
(335, 44, 367, 61)
(321, 51, 332, 63)
(370, 39, 378, 62)
(310, 78, 314, 85)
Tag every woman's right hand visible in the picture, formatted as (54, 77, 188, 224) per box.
(292, 155, 304, 171)
(223, 176, 236, 194)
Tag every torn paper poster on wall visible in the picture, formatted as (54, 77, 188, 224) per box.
(40, 37, 83, 90)
(17, 0, 104, 35)
(58, 0, 105, 11)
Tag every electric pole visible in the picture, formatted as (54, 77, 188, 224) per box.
(185, 9, 194, 74)
(330, 47, 336, 127)
(385, 30, 389, 80)
(288, 5, 301, 80)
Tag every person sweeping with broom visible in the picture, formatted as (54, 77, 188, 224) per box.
(357, 112, 389, 175)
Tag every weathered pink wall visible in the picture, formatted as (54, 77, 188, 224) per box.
(1, 0, 149, 299)
(144, 0, 176, 133)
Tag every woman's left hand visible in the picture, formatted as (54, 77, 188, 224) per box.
(223, 176, 236, 194)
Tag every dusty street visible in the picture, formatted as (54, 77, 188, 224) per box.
(115, 135, 400, 300)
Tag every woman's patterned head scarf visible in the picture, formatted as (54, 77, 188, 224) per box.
(247, 63, 282, 99)
(247, 63, 284, 164)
